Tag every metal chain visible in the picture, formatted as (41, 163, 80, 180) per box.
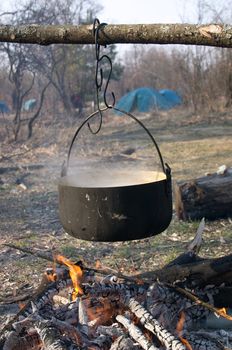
(87, 18, 115, 134)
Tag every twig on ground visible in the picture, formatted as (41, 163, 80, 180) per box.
(2, 243, 140, 284)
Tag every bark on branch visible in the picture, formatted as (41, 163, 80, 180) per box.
(0, 23, 232, 47)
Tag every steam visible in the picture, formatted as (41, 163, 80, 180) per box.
(60, 169, 166, 188)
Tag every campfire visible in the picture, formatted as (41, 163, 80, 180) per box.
(1, 220, 232, 350)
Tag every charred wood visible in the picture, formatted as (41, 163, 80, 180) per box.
(87, 334, 113, 349)
(109, 335, 139, 350)
(78, 298, 89, 336)
(47, 317, 84, 347)
(96, 324, 124, 338)
(34, 319, 80, 350)
(1, 221, 232, 349)
(125, 297, 186, 350)
(186, 331, 225, 350)
(0, 274, 71, 338)
(2, 330, 42, 350)
(116, 314, 159, 350)
(83, 281, 146, 301)
(174, 168, 232, 220)
(147, 282, 211, 331)
(135, 253, 232, 287)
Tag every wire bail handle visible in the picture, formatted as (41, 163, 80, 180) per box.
(62, 18, 171, 179)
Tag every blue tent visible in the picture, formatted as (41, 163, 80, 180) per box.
(159, 89, 182, 108)
(0, 101, 10, 114)
(115, 87, 181, 113)
(23, 99, 37, 112)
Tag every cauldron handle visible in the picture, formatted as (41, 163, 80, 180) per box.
(62, 107, 170, 179)
(113, 107, 170, 177)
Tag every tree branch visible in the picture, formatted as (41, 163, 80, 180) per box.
(0, 23, 231, 47)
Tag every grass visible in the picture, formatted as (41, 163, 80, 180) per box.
(162, 137, 232, 181)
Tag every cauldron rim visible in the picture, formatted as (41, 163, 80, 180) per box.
(59, 171, 167, 190)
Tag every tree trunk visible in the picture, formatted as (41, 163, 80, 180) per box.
(27, 81, 51, 139)
(174, 167, 232, 221)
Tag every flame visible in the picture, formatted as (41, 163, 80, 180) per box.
(18, 302, 26, 310)
(95, 259, 101, 269)
(55, 255, 83, 298)
(86, 299, 116, 325)
(45, 268, 57, 282)
(176, 312, 193, 350)
(216, 307, 232, 321)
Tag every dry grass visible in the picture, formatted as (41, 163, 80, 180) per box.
(163, 137, 232, 180)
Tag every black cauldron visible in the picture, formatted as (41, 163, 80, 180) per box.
(58, 109, 172, 242)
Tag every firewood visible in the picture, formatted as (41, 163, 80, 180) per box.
(186, 331, 225, 350)
(116, 314, 159, 350)
(87, 334, 113, 349)
(83, 281, 147, 301)
(87, 298, 119, 328)
(165, 283, 232, 321)
(147, 282, 210, 331)
(174, 167, 232, 220)
(0, 273, 72, 338)
(78, 298, 89, 336)
(186, 217, 204, 254)
(131, 219, 232, 287)
(47, 317, 84, 347)
(109, 335, 138, 350)
(83, 281, 186, 349)
(1, 267, 232, 349)
(124, 297, 186, 350)
(97, 324, 124, 338)
(34, 319, 80, 350)
(135, 253, 232, 287)
(2, 330, 42, 350)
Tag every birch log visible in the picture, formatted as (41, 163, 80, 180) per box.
(0, 23, 232, 47)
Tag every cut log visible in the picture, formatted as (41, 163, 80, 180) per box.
(174, 167, 232, 220)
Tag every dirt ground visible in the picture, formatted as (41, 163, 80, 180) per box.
(0, 108, 232, 308)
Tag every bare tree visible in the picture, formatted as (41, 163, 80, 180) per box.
(2, 42, 36, 140)
(20, 0, 102, 117)
(0, 0, 106, 140)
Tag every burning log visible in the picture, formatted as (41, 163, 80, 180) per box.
(78, 298, 90, 336)
(82, 281, 186, 349)
(174, 166, 232, 221)
(125, 297, 186, 350)
(186, 331, 225, 350)
(116, 314, 159, 350)
(2, 330, 42, 350)
(1, 275, 230, 350)
(0, 269, 72, 338)
(109, 334, 138, 349)
(34, 318, 80, 350)
(96, 324, 124, 339)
